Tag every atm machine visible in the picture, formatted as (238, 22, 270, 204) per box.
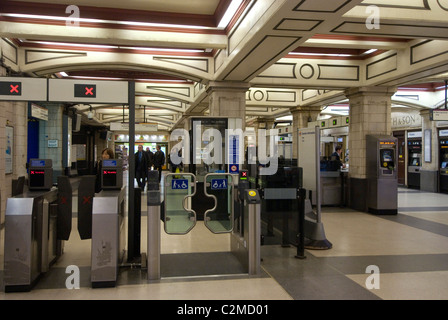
(366, 135, 398, 215)
(439, 133, 448, 193)
(101, 159, 124, 190)
(407, 133, 422, 189)
(28, 159, 54, 190)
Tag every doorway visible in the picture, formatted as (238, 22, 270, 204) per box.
(394, 130, 406, 185)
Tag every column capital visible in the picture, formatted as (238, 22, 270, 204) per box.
(345, 86, 397, 99)
(290, 105, 322, 114)
(419, 109, 432, 117)
(206, 81, 251, 93)
(254, 116, 275, 122)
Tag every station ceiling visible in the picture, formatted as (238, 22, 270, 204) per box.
(1, 0, 448, 130)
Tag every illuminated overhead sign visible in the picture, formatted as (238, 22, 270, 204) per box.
(74, 84, 96, 98)
(0, 78, 129, 104)
(0, 82, 21, 95)
(49, 79, 128, 103)
(0, 77, 47, 101)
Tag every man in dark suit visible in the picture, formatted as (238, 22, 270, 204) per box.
(153, 145, 165, 183)
(135, 144, 149, 190)
(145, 147, 154, 171)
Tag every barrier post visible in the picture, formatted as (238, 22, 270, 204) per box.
(147, 171, 162, 280)
(295, 188, 307, 259)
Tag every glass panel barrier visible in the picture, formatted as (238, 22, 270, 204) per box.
(203, 173, 234, 233)
(164, 173, 197, 234)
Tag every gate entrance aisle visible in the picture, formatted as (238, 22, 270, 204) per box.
(146, 172, 261, 279)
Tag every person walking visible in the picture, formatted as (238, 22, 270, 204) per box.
(135, 144, 149, 190)
(145, 147, 154, 171)
(153, 145, 165, 183)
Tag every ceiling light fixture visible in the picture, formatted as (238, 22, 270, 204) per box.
(0, 13, 216, 30)
(289, 52, 353, 57)
(218, 0, 244, 29)
(362, 49, 378, 55)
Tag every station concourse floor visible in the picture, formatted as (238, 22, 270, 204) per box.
(1, 171, 448, 300)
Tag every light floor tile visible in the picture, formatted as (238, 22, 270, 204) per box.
(309, 209, 448, 257)
(398, 191, 448, 208)
(399, 211, 448, 226)
(347, 271, 448, 300)
(0, 277, 292, 300)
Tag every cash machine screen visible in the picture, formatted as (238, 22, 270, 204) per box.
(30, 159, 46, 167)
(102, 169, 117, 187)
(380, 149, 395, 174)
(102, 160, 117, 167)
(29, 170, 45, 187)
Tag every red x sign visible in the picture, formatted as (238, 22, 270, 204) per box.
(1, 82, 21, 96)
(10, 84, 19, 93)
(83, 196, 92, 204)
(74, 84, 96, 98)
(60, 196, 67, 205)
(85, 87, 94, 95)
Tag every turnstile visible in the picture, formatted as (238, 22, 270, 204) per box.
(146, 173, 261, 280)
(4, 176, 72, 292)
(91, 185, 126, 288)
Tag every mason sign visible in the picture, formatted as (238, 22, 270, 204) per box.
(391, 112, 422, 129)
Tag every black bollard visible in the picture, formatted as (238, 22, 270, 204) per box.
(295, 187, 306, 259)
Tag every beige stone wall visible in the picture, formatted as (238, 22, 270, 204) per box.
(420, 109, 439, 171)
(0, 67, 28, 224)
(346, 87, 395, 179)
(207, 81, 249, 126)
(291, 106, 321, 159)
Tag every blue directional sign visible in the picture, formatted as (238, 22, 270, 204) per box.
(171, 179, 188, 189)
(229, 135, 239, 174)
(211, 179, 228, 190)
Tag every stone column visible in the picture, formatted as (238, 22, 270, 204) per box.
(291, 106, 321, 159)
(207, 81, 250, 129)
(344, 86, 396, 211)
(0, 68, 29, 224)
(38, 103, 65, 182)
(251, 117, 275, 158)
(249, 117, 274, 139)
(419, 109, 439, 192)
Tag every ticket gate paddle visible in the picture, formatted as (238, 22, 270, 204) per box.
(163, 173, 197, 235)
(204, 173, 234, 234)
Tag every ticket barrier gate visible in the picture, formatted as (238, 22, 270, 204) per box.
(4, 175, 73, 292)
(147, 172, 261, 280)
(90, 185, 126, 288)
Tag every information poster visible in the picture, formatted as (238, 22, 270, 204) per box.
(5, 126, 13, 174)
(424, 129, 431, 162)
(298, 126, 320, 206)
